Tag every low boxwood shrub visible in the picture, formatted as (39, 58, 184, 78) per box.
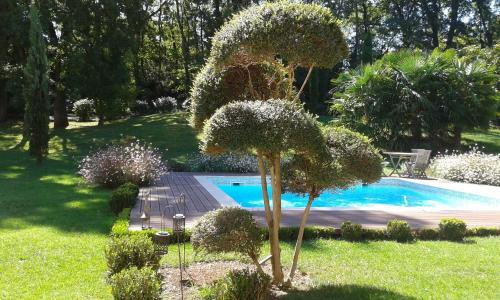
(79, 140, 167, 188)
(341, 221, 363, 241)
(415, 228, 440, 240)
(105, 235, 160, 275)
(439, 218, 467, 241)
(387, 219, 413, 242)
(203, 268, 271, 300)
(110, 266, 160, 300)
(110, 183, 139, 214)
(467, 226, 500, 237)
(131, 100, 151, 115)
(362, 228, 386, 240)
(73, 98, 94, 121)
(153, 96, 177, 113)
(191, 207, 263, 263)
(186, 153, 259, 173)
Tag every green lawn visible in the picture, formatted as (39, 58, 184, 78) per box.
(163, 238, 500, 300)
(0, 113, 198, 299)
(462, 128, 500, 153)
(1, 114, 499, 299)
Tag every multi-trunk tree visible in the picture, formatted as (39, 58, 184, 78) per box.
(23, 4, 49, 162)
(190, 1, 349, 284)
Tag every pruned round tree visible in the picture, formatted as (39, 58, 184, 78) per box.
(202, 99, 326, 282)
(282, 126, 382, 281)
(190, 62, 287, 129)
(210, 1, 348, 69)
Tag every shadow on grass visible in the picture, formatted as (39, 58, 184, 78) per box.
(283, 284, 416, 300)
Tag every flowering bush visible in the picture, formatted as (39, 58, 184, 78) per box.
(153, 96, 177, 113)
(79, 140, 167, 188)
(430, 147, 500, 186)
(186, 153, 258, 173)
(73, 98, 94, 121)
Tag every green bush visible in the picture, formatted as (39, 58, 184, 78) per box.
(439, 218, 467, 241)
(416, 228, 440, 240)
(362, 228, 386, 240)
(205, 268, 271, 300)
(105, 235, 160, 275)
(341, 221, 363, 242)
(109, 183, 139, 215)
(110, 266, 160, 300)
(467, 227, 500, 237)
(191, 207, 263, 262)
(387, 220, 413, 242)
(73, 98, 94, 121)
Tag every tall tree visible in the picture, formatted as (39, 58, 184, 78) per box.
(23, 4, 49, 162)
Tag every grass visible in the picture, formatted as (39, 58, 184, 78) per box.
(162, 237, 500, 300)
(0, 113, 198, 299)
(462, 128, 500, 153)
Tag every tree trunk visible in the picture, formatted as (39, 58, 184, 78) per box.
(454, 126, 462, 147)
(0, 79, 7, 123)
(269, 155, 284, 284)
(296, 64, 314, 101)
(288, 194, 314, 281)
(446, 0, 460, 48)
(475, 0, 493, 47)
(174, 0, 191, 93)
(421, 0, 440, 48)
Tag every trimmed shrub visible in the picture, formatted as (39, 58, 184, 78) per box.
(341, 221, 363, 242)
(79, 140, 167, 188)
(207, 268, 271, 300)
(430, 148, 500, 186)
(105, 235, 160, 275)
(416, 228, 440, 240)
(362, 228, 386, 240)
(73, 98, 93, 121)
(109, 183, 139, 215)
(191, 207, 263, 262)
(110, 266, 160, 300)
(186, 153, 258, 173)
(131, 100, 150, 115)
(439, 218, 467, 241)
(467, 227, 500, 237)
(387, 220, 413, 242)
(153, 96, 177, 113)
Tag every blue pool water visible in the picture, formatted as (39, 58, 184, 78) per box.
(202, 176, 499, 209)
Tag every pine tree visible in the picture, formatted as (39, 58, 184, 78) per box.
(23, 4, 49, 162)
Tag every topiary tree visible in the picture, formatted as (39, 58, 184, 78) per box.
(282, 126, 382, 281)
(202, 99, 326, 283)
(191, 207, 264, 273)
(191, 1, 348, 284)
(23, 4, 49, 162)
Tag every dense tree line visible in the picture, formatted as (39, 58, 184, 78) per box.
(1, 0, 498, 125)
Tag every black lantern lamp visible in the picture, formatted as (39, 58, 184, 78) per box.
(173, 213, 186, 234)
(153, 206, 171, 256)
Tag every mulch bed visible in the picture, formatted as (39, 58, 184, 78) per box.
(160, 260, 313, 299)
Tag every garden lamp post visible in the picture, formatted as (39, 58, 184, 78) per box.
(173, 213, 186, 300)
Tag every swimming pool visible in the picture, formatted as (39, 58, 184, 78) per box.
(195, 176, 500, 210)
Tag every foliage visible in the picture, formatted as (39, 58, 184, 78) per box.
(467, 227, 500, 237)
(79, 140, 167, 188)
(186, 153, 258, 173)
(204, 268, 272, 300)
(189, 62, 287, 129)
(153, 96, 177, 113)
(429, 148, 500, 186)
(109, 183, 139, 215)
(110, 266, 160, 300)
(332, 48, 498, 150)
(73, 98, 94, 121)
(202, 99, 325, 157)
(415, 228, 440, 240)
(131, 100, 150, 115)
(439, 218, 467, 241)
(23, 5, 49, 162)
(210, 1, 348, 69)
(191, 207, 263, 262)
(105, 235, 160, 276)
(386, 220, 413, 242)
(341, 221, 363, 242)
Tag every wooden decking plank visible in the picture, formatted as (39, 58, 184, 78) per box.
(168, 173, 199, 214)
(177, 175, 212, 212)
(183, 175, 221, 210)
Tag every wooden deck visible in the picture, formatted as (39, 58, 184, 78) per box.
(130, 172, 500, 230)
